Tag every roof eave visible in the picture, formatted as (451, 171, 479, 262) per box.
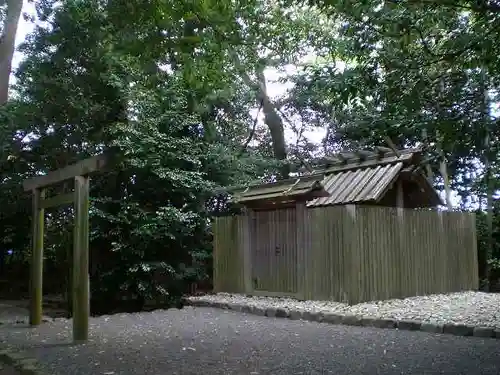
(232, 178, 329, 206)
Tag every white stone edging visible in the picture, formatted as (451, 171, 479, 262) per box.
(187, 297, 500, 339)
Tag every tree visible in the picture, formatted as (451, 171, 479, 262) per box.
(2, 0, 273, 311)
(0, 0, 23, 104)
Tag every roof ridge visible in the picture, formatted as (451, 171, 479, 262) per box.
(311, 147, 420, 175)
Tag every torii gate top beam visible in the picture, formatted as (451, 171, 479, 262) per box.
(23, 154, 109, 192)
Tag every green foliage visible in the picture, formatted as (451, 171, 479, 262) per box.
(290, 0, 500, 287)
(0, 0, 282, 310)
(2, 0, 500, 305)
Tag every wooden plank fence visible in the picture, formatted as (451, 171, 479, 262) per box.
(213, 205, 479, 304)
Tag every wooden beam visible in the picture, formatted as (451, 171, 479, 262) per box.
(29, 189, 45, 326)
(324, 152, 413, 174)
(337, 152, 352, 162)
(23, 154, 109, 192)
(354, 150, 374, 160)
(375, 146, 392, 155)
(40, 192, 74, 209)
(383, 137, 401, 157)
(72, 176, 90, 342)
(224, 173, 325, 195)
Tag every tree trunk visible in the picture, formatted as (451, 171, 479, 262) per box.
(255, 66, 289, 178)
(435, 78, 453, 210)
(233, 51, 289, 179)
(0, 0, 23, 104)
(435, 135, 453, 210)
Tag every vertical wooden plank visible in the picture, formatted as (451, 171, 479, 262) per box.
(423, 211, 432, 294)
(234, 216, 242, 292)
(73, 176, 90, 342)
(437, 211, 446, 293)
(418, 211, 424, 294)
(331, 206, 343, 301)
(426, 211, 435, 294)
(359, 207, 368, 301)
(386, 207, 395, 300)
(225, 217, 230, 291)
(344, 205, 360, 304)
(327, 207, 333, 300)
(371, 207, 380, 301)
(459, 213, 468, 289)
(382, 207, 391, 300)
(220, 217, 227, 291)
(303, 208, 313, 300)
(312, 208, 321, 299)
(241, 209, 253, 294)
(320, 207, 328, 299)
(310, 207, 323, 300)
(29, 188, 45, 326)
(330, 206, 337, 300)
(326, 206, 335, 300)
(296, 203, 305, 299)
(230, 216, 237, 291)
(470, 212, 479, 289)
(212, 218, 219, 292)
(367, 207, 377, 301)
(395, 181, 407, 298)
(268, 210, 274, 292)
(336, 207, 346, 302)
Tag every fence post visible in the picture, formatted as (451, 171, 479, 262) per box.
(29, 188, 45, 326)
(73, 176, 90, 342)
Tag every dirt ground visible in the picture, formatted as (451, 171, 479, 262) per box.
(0, 363, 20, 375)
(0, 298, 66, 375)
(1, 296, 68, 319)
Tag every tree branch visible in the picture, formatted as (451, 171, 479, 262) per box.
(239, 99, 263, 155)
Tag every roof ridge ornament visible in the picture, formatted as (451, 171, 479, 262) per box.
(282, 178, 301, 195)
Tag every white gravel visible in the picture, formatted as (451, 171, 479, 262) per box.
(188, 291, 500, 328)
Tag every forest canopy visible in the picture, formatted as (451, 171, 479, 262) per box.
(1, 0, 499, 311)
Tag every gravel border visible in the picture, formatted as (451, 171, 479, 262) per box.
(0, 347, 48, 375)
(0, 303, 54, 375)
(187, 293, 500, 340)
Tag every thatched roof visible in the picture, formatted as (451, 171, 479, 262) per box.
(227, 147, 442, 208)
(230, 173, 328, 207)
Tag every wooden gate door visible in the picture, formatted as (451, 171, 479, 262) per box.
(252, 208, 298, 295)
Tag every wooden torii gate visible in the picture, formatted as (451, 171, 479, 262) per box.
(23, 154, 109, 342)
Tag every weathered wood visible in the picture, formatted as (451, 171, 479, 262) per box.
(470, 213, 479, 290)
(66, 230, 73, 318)
(29, 189, 45, 326)
(241, 209, 253, 294)
(213, 205, 478, 304)
(375, 146, 392, 155)
(396, 179, 404, 208)
(295, 202, 306, 299)
(23, 154, 108, 192)
(384, 136, 400, 157)
(40, 192, 74, 209)
(251, 208, 298, 296)
(72, 176, 90, 341)
(212, 216, 244, 293)
(354, 150, 374, 160)
(324, 152, 413, 174)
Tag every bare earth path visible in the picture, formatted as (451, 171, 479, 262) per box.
(0, 363, 20, 375)
(0, 306, 499, 374)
